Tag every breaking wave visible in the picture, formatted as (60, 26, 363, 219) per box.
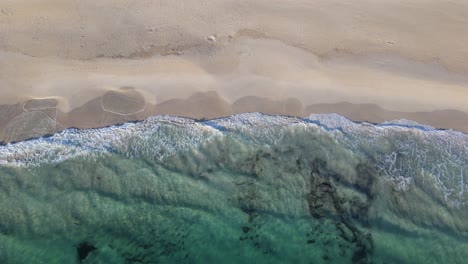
(1, 113, 466, 206)
(1, 113, 468, 263)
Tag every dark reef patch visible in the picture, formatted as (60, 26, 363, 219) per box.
(354, 163, 377, 199)
(306, 158, 375, 263)
(77, 242, 97, 262)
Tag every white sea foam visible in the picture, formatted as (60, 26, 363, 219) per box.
(308, 114, 468, 206)
(380, 119, 435, 130)
(0, 115, 217, 167)
(0, 113, 467, 206)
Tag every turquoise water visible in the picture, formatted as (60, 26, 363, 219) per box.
(0, 113, 467, 263)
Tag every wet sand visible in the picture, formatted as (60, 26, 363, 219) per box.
(1, 92, 468, 143)
(1, 0, 468, 142)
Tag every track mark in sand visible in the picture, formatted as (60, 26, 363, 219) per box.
(2, 98, 61, 142)
(101, 87, 146, 115)
(23, 97, 59, 128)
(3, 111, 57, 143)
(23, 98, 58, 111)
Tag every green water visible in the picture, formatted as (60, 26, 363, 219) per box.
(0, 114, 467, 263)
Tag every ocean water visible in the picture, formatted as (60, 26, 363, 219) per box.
(0, 113, 467, 264)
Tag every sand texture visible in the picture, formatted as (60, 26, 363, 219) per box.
(1, 0, 468, 142)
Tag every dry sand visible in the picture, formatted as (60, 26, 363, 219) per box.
(1, 0, 468, 142)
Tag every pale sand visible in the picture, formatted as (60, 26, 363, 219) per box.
(0, 0, 467, 142)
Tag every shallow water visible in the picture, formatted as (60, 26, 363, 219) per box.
(0, 113, 467, 263)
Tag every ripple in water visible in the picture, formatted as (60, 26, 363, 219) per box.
(0, 113, 467, 263)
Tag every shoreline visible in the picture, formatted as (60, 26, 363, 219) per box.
(1, 110, 467, 147)
(1, 94, 468, 144)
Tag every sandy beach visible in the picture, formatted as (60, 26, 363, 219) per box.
(1, 0, 468, 142)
